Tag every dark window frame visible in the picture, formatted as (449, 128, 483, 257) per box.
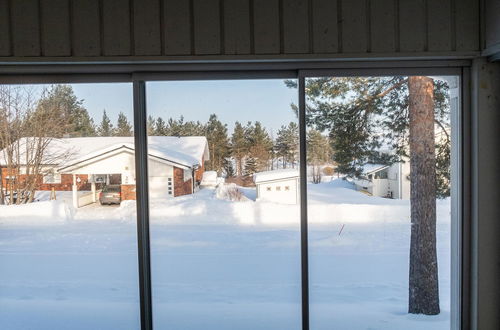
(0, 60, 471, 330)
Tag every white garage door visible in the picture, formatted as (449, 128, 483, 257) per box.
(149, 176, 173, 199)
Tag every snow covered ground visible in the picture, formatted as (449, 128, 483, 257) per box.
(0, 179, 451, 330)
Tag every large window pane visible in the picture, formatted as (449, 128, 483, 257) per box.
(146, 79, 302, 329)
(304, 76, 456, 329)
(0, 83, 140, 329)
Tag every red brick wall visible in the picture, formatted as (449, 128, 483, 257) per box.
(121, 184, 136, 200)
(194, 156, 205, 182)
(1, 168, 90, 191)
(174, 167, 192, 197)
(38, 174, 90, 191)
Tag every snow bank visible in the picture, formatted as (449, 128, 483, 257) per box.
(200, 171, 218, 187)
(215, 183, 250, 202)
(0, 200, 72, 225)
(2, 179, 450, 228)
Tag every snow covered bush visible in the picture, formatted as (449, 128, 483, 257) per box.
(215, 183, 248, 202)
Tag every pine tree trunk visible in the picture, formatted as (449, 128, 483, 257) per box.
(408, 76, 440, 315)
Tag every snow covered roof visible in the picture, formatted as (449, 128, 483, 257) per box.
(0, 136, 209, 170)
(253, 169, 299, 184)
(361, 164, 389, 175)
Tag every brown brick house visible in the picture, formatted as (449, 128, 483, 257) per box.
(1, 136, 209, 207)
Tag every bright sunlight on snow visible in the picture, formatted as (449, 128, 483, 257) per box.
(0, 179, 450, 330)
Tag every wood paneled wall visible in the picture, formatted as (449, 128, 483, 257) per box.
(0, 0, 481, 60)
(483, 0, 500, 58)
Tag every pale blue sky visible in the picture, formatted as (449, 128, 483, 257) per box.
(69, 79, 298, 134)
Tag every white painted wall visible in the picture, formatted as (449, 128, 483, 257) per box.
(371, 178, 389, 197)
(385, 161, 411, 199)
(360, 161, 411, 200)
(62, 151, 175, 198)
(256, 178, 299, 205)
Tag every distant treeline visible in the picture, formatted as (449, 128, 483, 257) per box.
(7, 84, 332, 177)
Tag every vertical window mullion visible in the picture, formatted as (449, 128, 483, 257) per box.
(298, 74, 310, 330)
(133, 80, 154, 330)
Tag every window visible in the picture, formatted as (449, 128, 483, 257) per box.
(0, 83, 140, 329)
(305, 75, 457, 329)
(146, 79, 301, 329)
(0, 69, 464, 330)
(42, 171, 61, 184)
(374, 170, 388, 179)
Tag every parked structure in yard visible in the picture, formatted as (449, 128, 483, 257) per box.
(352, 162, 411, 200)
(0, 136, 209, 207)
(254, 169, 300, 205)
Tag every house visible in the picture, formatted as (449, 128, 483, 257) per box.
(254, 169, 300, 205)
(0, 136, 209, 207)
(352, 121, 452, 200)
(352, 162, 411, 199)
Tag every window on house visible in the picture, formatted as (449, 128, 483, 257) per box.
(42, 172, 62, 184)
(0, 71, 463, 330)
(0, 83, 140, 330)
(145, 79, 301, 329)
(375, 170, 388, 179)
(304, 75, 457, 329)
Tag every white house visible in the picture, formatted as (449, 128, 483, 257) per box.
(0, 136, 210, 207)
(352, 162, 411, 199)
(254, 169, 300, 205)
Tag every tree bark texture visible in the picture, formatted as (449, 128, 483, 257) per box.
(408, 76, 440, 315)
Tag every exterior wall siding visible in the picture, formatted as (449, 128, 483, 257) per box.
(173, 166, 192, 197)
(0, 0, 481, 61)
(1, 169, 90, 191)
(194, 156, 205, 183)
(121, 184, 136, 200)
(483, 0, 500, 58)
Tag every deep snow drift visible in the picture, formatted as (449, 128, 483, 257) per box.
(0, 179, 451, 330)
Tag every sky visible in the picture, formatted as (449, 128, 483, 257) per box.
(69, 79, 298, 134)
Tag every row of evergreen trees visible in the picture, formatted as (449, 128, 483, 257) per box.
(147, 114, 331, 177)
(36, 85, 134, 138)
(43, 85, 332, 177)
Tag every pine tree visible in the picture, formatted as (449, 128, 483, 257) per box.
(223, 158, 235, 177)
(98, 110, 114, 136)
(275, 122, 299, 168)
(37, 84, 96, 137)
(147, 115, 156, 135)
(231, 121, 247, 176)
(205, 114, 230, 175)
(408, 76, 440, 315)
(183, 120, 205, 136)
(243, 157, 257, 176)
(155, 117, 167, 135)
(246, 121, 273, 171)
(115, 112, 133, 136)
(287, 76, 449, 315)
(307, 129, 332, 183)
(166, 116, 184, 136)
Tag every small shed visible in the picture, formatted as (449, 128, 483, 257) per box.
(253, 169, 300, 205)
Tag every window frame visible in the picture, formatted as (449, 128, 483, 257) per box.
(0, 60, 471, 330)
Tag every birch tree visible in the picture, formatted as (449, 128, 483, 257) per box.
(0, 86, 70, 204)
